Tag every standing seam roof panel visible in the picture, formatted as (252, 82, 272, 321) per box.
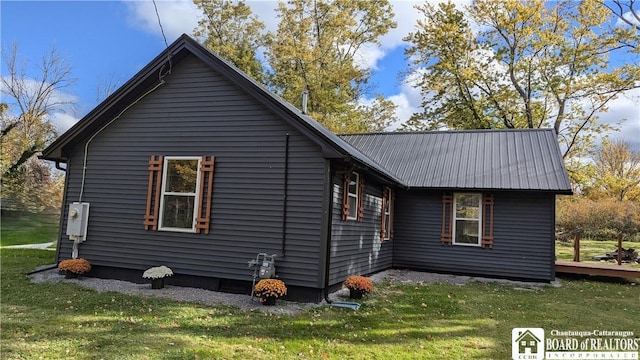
(339, 129, 572, 192)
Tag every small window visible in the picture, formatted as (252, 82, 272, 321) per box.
(381, 187, 394, 241)
(158, 157, 201, 232)
(346, 172, 359, 220)
(452, 193, 482, 246)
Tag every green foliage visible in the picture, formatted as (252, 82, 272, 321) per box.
(403, 0, 639, 160)
(2, 249, 639, 359)
(192, 0, 266, 83)
(265, 0, 397, 133)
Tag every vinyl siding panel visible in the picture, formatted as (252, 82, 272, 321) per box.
(328, 172, 393, 285)
(393, 190, 555, 281)
(57, 54, 325, 288)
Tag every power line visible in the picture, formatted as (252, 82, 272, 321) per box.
(152, 0, 168, 48)
(151, 0, 171, 79)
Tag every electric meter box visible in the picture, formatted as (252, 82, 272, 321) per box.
(66, 202, 90, 240)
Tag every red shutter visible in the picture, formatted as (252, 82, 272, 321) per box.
(380, 188, 388, 241)
(441, 193, 453, 245)
(481, 193, 494, 249)
(357, 176, 365, 222)
(195, 156, 215, 234)
(144, 155, 163, 230)
(342, 173, 350, 221)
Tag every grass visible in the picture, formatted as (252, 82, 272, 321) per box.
(1, 212, 639, 358)
(1, 210, 59, 246)
(2, 249, 639, 360)
(556, 239, 640, 269)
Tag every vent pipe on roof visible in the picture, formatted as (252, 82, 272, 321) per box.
(301, 89, 309, 114)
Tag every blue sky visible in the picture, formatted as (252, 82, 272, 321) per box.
(2, 0, 639, 149)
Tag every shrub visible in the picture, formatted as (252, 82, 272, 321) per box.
(57, 258, 91, 274)
(557, 197, 640, 241)
(343, 275, 374, 293)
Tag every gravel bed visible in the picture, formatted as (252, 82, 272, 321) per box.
(29, 266, 559, 315)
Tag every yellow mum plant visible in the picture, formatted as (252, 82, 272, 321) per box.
(254, 279, 287, 302)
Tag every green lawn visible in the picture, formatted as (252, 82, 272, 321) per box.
(2, 249, 639, 360)
(556, 239, 640, 269)
(1, 210, 59, 246)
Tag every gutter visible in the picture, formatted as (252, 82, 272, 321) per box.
(55, 160, 67, 172)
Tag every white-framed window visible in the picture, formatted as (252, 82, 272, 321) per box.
(346, 172, 360, 220)
(158, 156, 202, 232)
(381, 186, 393, 241)
(452, 193, 482, 246)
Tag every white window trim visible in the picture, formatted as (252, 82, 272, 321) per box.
(452, 192, 482, 247)
(383, 186, 392, 241)
(346, 172, 360, 221)
(158, 156, 202, 233)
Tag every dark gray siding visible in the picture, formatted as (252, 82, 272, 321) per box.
(393, 190, 555, 281)
(57, 54, 326, 288)
(328, 172, 393, 285)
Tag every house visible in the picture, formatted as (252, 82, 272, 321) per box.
(515, 330, 542, 355)
(41, 34, 572, 302)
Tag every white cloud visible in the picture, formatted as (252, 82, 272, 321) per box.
(383, 68, 425, 130)
(615, 10, 640, 28)
(124, 0, 201, 42)
(50, 112, 81, 133)
(597, 88, 640, 151)
(1, 77, 80, 131)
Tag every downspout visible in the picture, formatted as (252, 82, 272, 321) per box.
(323, 162, 335, 304)
(280, 132, 289, 257)
(55, 160, 67, 172)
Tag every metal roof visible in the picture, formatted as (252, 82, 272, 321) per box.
(340, 129, 572, 193)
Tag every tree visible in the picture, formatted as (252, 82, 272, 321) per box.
(193, 0, 266, 83)
(599, 0, 640, 33)
(586, 139, 640, 201)
(1, 42, 75, 178)
(403, 0, 639, 160)
(265, 0, 397, 133)
(1, 43, 75, 212)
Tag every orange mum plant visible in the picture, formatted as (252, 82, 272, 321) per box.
(254, 279, 287, 301)
(343, 275, 374, 294)
(58, 258, 92, 274)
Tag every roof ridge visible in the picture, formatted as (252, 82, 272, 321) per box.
(339, 128, 555, 137)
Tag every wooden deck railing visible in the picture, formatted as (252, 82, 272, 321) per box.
(572, 233, 625, 265)
(558, 232, 640, 279)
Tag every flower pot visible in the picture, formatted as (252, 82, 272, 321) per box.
(260, 296, 276, 306)
(349, 289, 365, 299)
(65, 272, 79, 279)
(151, 278, 165, 289)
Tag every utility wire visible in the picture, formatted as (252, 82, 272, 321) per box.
(152, 0, 169, 48)
(151, 0, 172, 79)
